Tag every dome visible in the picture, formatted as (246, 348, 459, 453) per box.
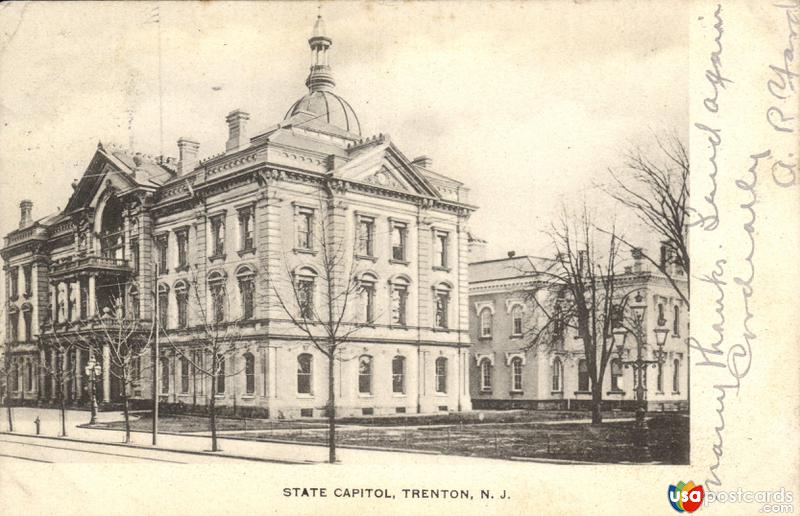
(284, 90, 361, 136)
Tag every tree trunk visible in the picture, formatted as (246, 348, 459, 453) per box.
(327, 354, 336, 464)
(591, 381, 603, 424)
(6, 397, 13, 432)
(210, 372, 218, 452)
(122, 394, 131, 443)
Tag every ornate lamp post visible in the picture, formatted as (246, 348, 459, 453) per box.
(85, 356, 102, 425)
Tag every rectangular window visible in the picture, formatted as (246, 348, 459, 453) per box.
(180, 358, 190, 394)
(358, 356, 373, 394)
(175, 229, 189, 270)
(9, 267, 18, 299)
(297, 354, 312, 394)
(160, 357, 169, 394)
(244, 353, 255, 395)
(156, 234, 168, 274)
(158, 289, 169, 329)
(391, 285, 407, 326)
(511, 359, 523, 391)
(578, 360, 590, 391)
(297, 278, 314, 319)
(392, 356, 405, 394)
(23, 265, 32, 297)
(210, 215, 225, 258)
(435, 358, 448, 393)
(480, 361, 492, 391)
(611, 360, 623, 391)
(238, 207, 255, 252)
(215, 355, 225, 394)
(433, 231, 449, 268)
(357, 217, 375, 257)
(391, 223, 407, 262)
(295, 208, 314, 250)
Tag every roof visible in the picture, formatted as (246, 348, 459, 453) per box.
(284, 90, 361, 137)
(469, 255, 557, 283)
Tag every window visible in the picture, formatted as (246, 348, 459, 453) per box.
(480, 308, 493, 338)
(657, 361, 664, 393)
(215, 354, 226, 394)
(129, 285, 140, 320)
(132, 355, 141, 381)
(435, 357, 448, 393)
(391, 222, 407, 261)
(175, 228, 189, 270)
(10, 360, 19, 391)
(130, 238, 139, 272)
(237, 268, 255, 320)
(392, 356, 405, 394)
(157, 284, 169, 329)
(26, 360, 34, 392)
(611, 359, 623, 391)
(79, 278, 88, 319)
(358, 355, 373, 394)
(433, 231, 449, 268)
(244, 352, 255, 395)
(673, 305, 680, 335)
(23, 308, 32, 342)
(390, 281, 408, 326)
(175, 282, 188, 328)
(357, 216, 375, 257)
(358, 274, 376, 324)
(9, 267, 18, 299)
(434, 285, 450, 329)
(208, 272, 226, 324)
(480, 360, 492, 391)
(297, 354, 313, 394)
(552, 357, 564, 392)
(238, 206, 255, 252)
(657, 302, 665, 326)
(160, 357, 169, 394)
(295, 207, 314, 250)
(297, 274, 315, 320)
(672, 358, 681, 393)
(180, 356, 190, 394)
(511, 305, 523, 336)
(578, 359, 590, 391)
(156, 234, 168, 274)
(23, 265, 32, 297)
(210, 215, 225, 258)
(511, 357, 523, 392)
(192, 350, 203, 395)
(9, 310, 18, 342)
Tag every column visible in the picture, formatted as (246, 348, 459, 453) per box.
(74, 348, 83, 400)
(102, 343, 111, 402)
(50, 350, 57, 401)
(268, 347, 278, 399)
(259, 347, 267, 398)
(39, 349, 46, 401)
(88, 276, 96, 317)
(63, 349, 71, 402)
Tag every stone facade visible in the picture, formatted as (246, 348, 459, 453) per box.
(468, 253, 689, 412)
(1, 16, 475, 418)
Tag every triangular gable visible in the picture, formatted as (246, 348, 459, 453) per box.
(64, 145, 139, 213)
(336, 140, 440, 198)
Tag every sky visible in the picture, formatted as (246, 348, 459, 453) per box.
(0, 1, 688, 264)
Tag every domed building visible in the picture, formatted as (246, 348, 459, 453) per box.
(2, 15, 476, 418)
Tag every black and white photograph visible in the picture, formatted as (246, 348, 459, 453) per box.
(0, 1, 796, 515)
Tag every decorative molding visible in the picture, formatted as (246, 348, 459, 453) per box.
(473, 300, 495, 315)
(505, 351, 527, 366)
(505, 298, 526, 313)
(474, 352, 494, 365)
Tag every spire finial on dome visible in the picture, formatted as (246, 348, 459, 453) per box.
(306, 10, 335, 92)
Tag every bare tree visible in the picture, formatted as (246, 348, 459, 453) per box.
(94, 297, 154, 443)
(39, 326, 83, 437)
(161, 267, 245, 452)
(522, 208, 624, 424)
(603, 134, 689, 305)
(270, 196, 371, 464)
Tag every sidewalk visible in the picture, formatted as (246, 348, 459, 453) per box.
(2, 407, 551, 465)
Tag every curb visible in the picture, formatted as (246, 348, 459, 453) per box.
(0, 431, 315, 465)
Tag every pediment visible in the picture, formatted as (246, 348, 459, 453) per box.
(65, 146, 135, 213)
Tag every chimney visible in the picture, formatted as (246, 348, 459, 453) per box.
(226, 109, 250, 152)
(411, 155, 432, 169)
(19, 200, 33, 228)
(177, 138, 200, 175)
(631, 247, 643, 273)
(507, 250, 516, 259)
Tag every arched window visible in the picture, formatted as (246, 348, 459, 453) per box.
(244, 352, 255, 395)
(358, 355, 373, 394)
(552, 357, 563, 392)
(672, 358, 680, 393)
(215, 354, 225, 394)
(160, 356, 170, 394)
(180, 356, 190, 394)
(358, 273, 377, 324)
(129, 285, 140, 320)
(157, 283, 169, 329)
(480, 308, 493, 338)
(480, 359, 492, 391)
(511, 357, 523, 392)
(435, 357, 448, 393)
(294, 268, 316, 320)
(578, 359, 590, 392)
(434, 284, 451, 329)
(673, 305, 680, 336)
(611, 359, 623, 391)
(208, 271, 226, 324)
(511, 305, 523, 336)
(174, 281, 188, 328)
(99, 196, 125, 260)
(392, 356, 406, 394)
(9, 308, 19, 343)
(297, 354, 313, 394)
(390, 276, 410, 326)
(236, 266, 255, 321)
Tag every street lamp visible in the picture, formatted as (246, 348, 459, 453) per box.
(85, 357, 102, 425)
